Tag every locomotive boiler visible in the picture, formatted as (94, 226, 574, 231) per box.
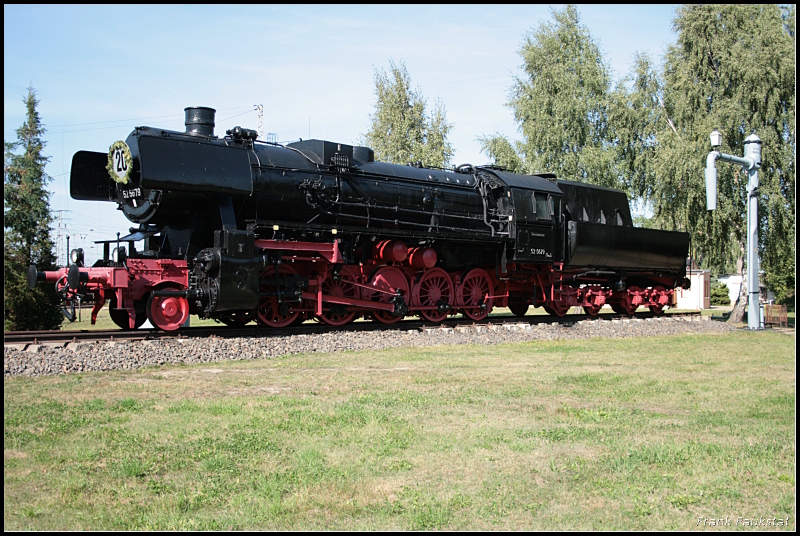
(29, 107, 690, 331)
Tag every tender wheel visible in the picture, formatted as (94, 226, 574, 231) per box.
(508, 301, 529, 317)
(583, 304, 601, 317)
(611, 296, 637, 315)
(258, 265, 300, 328)
(109, 294, 147, 330)
(649, 286, 667, 316)
(147, 289, 189, 331)
(544, 301, 569, 317)
(457, 268, 493, 321)
(412, 268, 454, 323)
(363, 266, 409, 324)
(318, 268, 359, 326)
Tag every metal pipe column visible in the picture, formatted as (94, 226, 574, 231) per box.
(705, 131, 762, 329)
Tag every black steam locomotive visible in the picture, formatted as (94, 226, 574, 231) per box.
(30, 107, 690, 331)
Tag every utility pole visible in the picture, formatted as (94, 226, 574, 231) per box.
(705, 130, 763, 329)
(53, 209, 71, 267)
(255, 104, 263, 140)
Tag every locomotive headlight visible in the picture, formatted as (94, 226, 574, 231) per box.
(112, 246, 127, 264)
(70, 248, 85, 267)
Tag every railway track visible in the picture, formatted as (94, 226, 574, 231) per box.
(4, 311, 702, 348)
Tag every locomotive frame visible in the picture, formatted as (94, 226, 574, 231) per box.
(29, 107, 690, 331)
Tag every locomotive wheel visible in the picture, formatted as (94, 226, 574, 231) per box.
(147, 288, 189, 331)
(612, 291, 638, 316)
(412, 268, 454, 323)
(508, 301, 529, 317)
(258, 265, 300, 328)
(583, 304, 602, 317)
(109, 295, 147, 330)
(543, 300, 569, 317)
(649, 286, 667, 316)
(542, 301, 569, 317)
(318, 269, 359, 326)
(363, 266, 409, 324)
(457, 268, 493, 321)
(218, 312, 253, 327)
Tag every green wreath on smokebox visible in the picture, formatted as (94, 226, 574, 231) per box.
(106, 140, 133, 185)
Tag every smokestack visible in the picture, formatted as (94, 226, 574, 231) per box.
(184, 106, 216, 137)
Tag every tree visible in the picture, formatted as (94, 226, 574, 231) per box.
(607, 52, 665, 201)
(363, 60, 454, 168)
(651, 5, 795, 309)
(480, 5, 616, 187)
(4, 86, 63, 331)
(709, 280, 731, 306)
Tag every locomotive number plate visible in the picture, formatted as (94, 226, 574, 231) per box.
(112, 147, 128, 179)
(121, 187, 142, 199)
(107, 141, 133, 184)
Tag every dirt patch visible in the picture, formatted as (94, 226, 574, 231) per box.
(4, 449, 29, 460)
(226, 385, 293, 396)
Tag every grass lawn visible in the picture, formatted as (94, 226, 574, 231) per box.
(4, 330, 795, 530)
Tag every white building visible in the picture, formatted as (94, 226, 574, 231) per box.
(675, 259, 710, 310)
(717, 274, 742, 305)
(717, 273, 775, 305)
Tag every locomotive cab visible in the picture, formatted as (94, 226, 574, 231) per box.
(483, 170, 564, 263)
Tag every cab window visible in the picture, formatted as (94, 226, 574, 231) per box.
(531, 193, 553, 221)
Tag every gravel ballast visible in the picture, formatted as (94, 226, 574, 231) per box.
(5, 316, 737, 377)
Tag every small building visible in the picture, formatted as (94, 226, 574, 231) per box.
(717, 274, 742, 305)
(717, 273, 775, 305)
(676, 259, 710, 310)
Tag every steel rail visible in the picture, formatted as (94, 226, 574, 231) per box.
(5, 311, 703, 347)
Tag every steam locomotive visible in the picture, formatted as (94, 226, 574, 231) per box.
(29, 107, 690, 331)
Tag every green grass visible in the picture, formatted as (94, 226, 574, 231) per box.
(5, 330, 795, 529)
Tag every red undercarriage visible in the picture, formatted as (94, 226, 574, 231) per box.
(48, 239, 675, 331)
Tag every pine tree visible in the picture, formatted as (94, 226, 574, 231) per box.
(709, 280, 731, 306)
(363, 60, 454, 168)
(4, 86, 63, 331)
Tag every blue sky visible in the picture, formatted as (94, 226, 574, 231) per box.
(4, 4, 679, 263)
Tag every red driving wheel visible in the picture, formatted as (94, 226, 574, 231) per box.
(258, 265, 300, 328)
(318, 268, 360, 326)
(363, 266, 409, 324)
(456, 268, 493, 321)
(412, 268, 454, 323)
